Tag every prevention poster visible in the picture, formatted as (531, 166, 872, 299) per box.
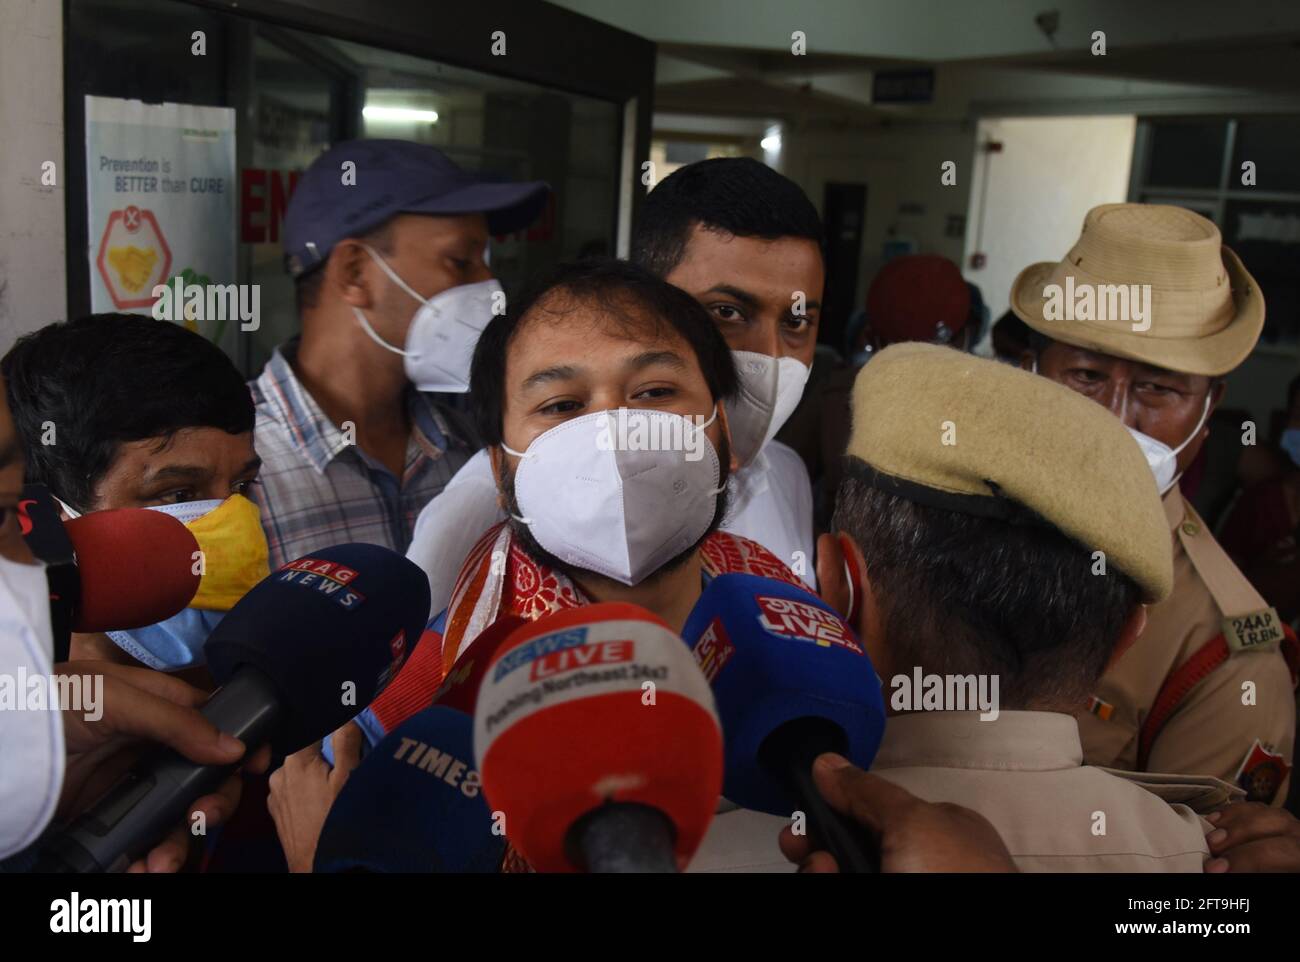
(85, 96, 237, 343)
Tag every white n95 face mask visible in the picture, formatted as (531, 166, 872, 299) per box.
(0, 554, 63, 858)
(352, 245, 503, 393)
(503, 407, 724, 586)
(1128, 393, 1213, 495)
(727, 351, 810, 466)
(0, 555, 53, 661)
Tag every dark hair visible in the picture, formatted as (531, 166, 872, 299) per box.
(1287, 373, 1300, 412)
(630, 157, 824, 278)
(469, 258, 739, 447)
(2, 314, 255, 511)
(992, 310, 1034, 361)
(832, 458, 1142, 708)
(294, 221, 394, 314)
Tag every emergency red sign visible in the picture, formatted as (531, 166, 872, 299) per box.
(95, 205, 172, 309)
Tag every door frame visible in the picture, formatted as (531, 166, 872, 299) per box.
(63, 0, 656, 319)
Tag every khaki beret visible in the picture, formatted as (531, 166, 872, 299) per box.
(846, 342, 1173, 603)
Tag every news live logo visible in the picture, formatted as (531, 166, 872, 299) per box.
(275, 558, 366, 609)
(692, 618, 734, 683)
(493, 626, 636, 683)
(756, 595, 863, 653)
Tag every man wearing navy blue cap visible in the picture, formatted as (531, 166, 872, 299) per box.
(250, 139, 548, 567)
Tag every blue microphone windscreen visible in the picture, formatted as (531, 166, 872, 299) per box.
(314, 706, 504, 873)
(681, 573, 886, 814)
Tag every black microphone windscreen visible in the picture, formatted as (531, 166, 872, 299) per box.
(205, 543, 430, 754)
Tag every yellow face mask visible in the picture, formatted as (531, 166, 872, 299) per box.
(185, 494, 271, 610)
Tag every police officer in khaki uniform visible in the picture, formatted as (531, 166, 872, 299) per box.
(1010, 204, 1298, 805)
(815, 342, 1225, 872)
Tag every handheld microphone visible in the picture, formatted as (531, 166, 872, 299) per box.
(474, 603, 722, 872)
(34, 543, 430, 873)
(365, 614, 526, 737)
(18, 485, 201, 659)
(314, 706, 505, 873)
(681, 573, 887, 873)
(430, 614, 525, 714)
(65, 510, 201, 632)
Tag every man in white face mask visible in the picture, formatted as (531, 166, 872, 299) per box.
(1012, 203, 1297, 805)
(323, 262, 809, 873)
(635, 158, 822, 582)
(406, 158, 823, 619)
(253, 140, 548, 569)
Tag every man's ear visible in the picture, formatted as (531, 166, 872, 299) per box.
(715, 401, 740, 474)
(1018, 349, 1036, 372)
(1207, 378, 1227, 424)
(1105, 603, 1148, 672)
(329, 239, 378, 310)
(816, 532, 849, 618)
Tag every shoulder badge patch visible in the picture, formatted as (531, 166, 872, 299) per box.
(1222, 607, 1284, 654)
(1087, 695, 1114, 721)
(1234, 739, 1290, 804)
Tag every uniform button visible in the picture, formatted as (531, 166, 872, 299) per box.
(1181, 521, 1200, 536)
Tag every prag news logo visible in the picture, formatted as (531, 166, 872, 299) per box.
(275, 557, 365, 610)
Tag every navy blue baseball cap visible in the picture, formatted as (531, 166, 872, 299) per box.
(283, 139, 549, 278)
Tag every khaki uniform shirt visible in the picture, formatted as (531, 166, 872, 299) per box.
(1076, 489, 1296, 805)
(874, 712, 1213, 872)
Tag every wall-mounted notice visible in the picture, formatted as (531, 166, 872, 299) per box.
(85, 96, 237, 342)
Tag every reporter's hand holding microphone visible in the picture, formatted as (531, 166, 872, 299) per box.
(779, 753, 1016, 873)
(1, 478, 269, 871)
(57, 660, 271, 873)
(33, 541, 430, 873)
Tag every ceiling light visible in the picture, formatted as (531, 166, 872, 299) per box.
(363, 105, 439, 123)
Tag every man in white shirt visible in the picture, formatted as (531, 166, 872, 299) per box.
(407, 158, 823, 615)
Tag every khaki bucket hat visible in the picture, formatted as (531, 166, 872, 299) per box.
(1010, 204, 1264, 376)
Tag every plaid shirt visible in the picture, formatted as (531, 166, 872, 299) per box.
(249, 339, 476, 569)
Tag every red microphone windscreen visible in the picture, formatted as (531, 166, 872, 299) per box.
(474, 603, 722, 872)
(367, 615, 526, 736)
(66, 509, 201, 632)
(431, 614, 526, 715)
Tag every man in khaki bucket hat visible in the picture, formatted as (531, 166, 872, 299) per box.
(1012, 203, 1298, 807)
